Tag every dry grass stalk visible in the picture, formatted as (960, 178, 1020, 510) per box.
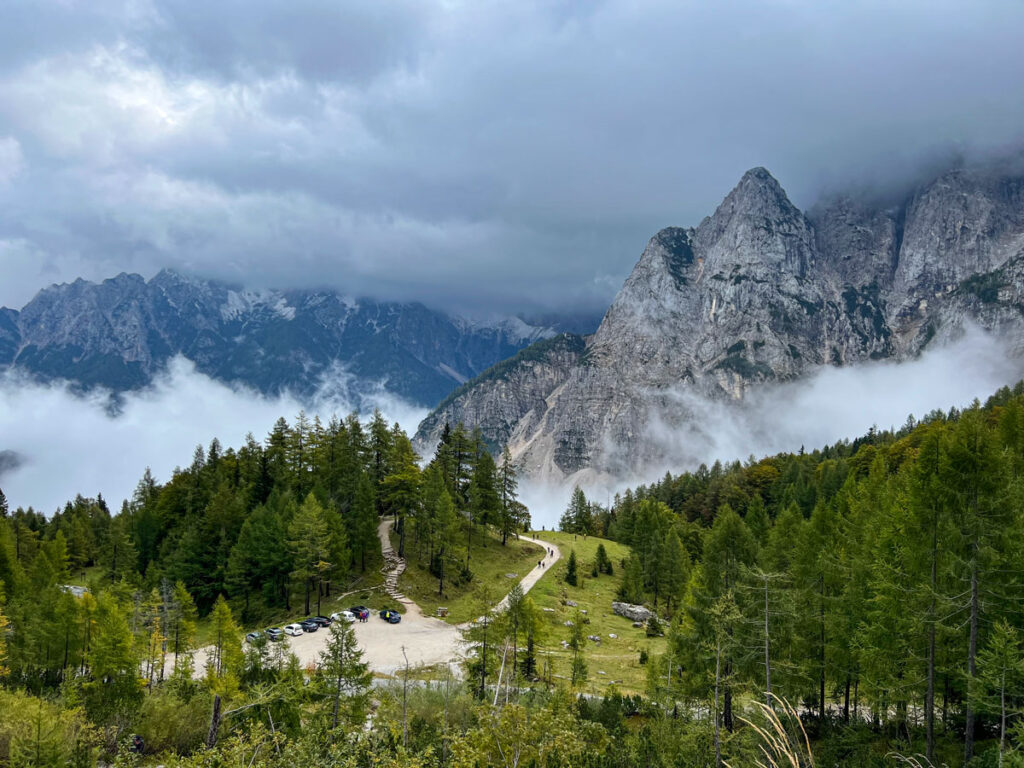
(725, 698, 814, 768)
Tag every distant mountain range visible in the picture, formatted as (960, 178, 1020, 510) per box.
(416, 165, 1024, 479)
(0, 270, 582, 408)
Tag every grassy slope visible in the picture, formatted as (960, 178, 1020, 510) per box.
(392, 525, 543, 624)
(526, 531, 666, 696)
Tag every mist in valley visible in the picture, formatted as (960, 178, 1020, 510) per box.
(0, 356, 427, 515)
(523, 327, 1024, 527)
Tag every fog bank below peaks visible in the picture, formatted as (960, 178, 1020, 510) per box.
(525, 328, 1023, 529)
(0, 357, 427, 515)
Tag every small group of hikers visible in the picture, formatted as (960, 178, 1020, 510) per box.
(536, 547, 555, 569)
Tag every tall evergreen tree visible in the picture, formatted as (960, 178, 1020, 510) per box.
(383, 435, 421, 559)
(318, 618, 372, 730)
(288, 494, 331, 615)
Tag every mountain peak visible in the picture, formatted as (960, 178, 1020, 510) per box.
(725, 166, 794, 212)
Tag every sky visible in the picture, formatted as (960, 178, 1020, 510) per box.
(1, 1, 1024, 316)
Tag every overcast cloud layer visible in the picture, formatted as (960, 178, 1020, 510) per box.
(1, 1, 1023, 314)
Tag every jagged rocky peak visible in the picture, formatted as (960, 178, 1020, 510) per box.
(1, 271, 565, 407)
(416, 161, 1024, 481)
(694, 166, 815, 277)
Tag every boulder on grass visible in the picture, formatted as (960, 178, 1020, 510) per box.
(612, 601, 653, 623)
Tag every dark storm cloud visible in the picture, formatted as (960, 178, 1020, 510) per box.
(1, 0, 1023, 314)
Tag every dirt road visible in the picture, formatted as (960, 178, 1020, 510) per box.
(187, 523, 561, 678)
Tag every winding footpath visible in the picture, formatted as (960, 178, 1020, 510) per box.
(186, 521, 561, 678)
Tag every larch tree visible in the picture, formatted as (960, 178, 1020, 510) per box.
(383, 434, 422, 559)
(498, 446, 522, 544)
(207, 594, 242, 683)
(287, 494, 331, 615)
(350, 471, 378, 572)
(942, 407, 1006, 763)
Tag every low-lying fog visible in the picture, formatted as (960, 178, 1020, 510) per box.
(1, 329, 1021, 529)
(524, 328, 1024, 528)
(0, 357, 427, 515)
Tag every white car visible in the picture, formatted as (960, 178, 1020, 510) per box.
(284, 623, 305, 636)
(330, 610, 356, 623)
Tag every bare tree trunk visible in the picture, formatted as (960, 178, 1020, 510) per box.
(965, 554, 979, 764)
(843, 676, 850, 724)
(926, 504, 938, 763)
(207, 694, 222, 748)
(1000, 673, 1007, 768)
(819, 575, 826, 722)
(714, 637, 723, 768)
(764, 576, 772, 708)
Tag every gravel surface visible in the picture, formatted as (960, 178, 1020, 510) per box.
(185, 522, 561, 678)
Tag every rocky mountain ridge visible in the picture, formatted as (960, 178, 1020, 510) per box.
(0, 270, 558, 408)
(416, 165, 1024, 479)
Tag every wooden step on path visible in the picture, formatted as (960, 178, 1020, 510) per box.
(379, 525, 410, 605)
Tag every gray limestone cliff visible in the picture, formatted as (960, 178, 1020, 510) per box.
(415, 166, 1024, 477)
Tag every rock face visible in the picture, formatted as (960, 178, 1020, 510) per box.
(415, 166, 1024, 476)
(0, 270, 558, 408)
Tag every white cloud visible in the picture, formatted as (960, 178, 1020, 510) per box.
(0, 137, 22, 184)
(0, 357, 426, 515)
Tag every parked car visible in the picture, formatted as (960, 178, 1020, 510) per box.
(311, 615, 332, 627)
(330, 610, 356, 623)
(264, 627, 284, 642)
(299, 619, 319, 632)
(379, 608, 401, 624)
(284, 623, 305, 636)
(244, 631, 263, 644)
(349, 605, 370, 621)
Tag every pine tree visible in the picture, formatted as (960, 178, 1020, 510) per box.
(318, 618, 371, 729)
(745, 495, 770, 542)
(86, 593, 142, 721)
(660, 529, 690, 616)
(351, 471, 378, 572)
(0, 487, 7, 518)
(466, 448, 500, 561)
(322, 504, 349, 598)
(369, 410, 394, 508)
(976, 619, 1024, 768)
(560, 486, 591, 534)
(565, 549, 578, 587)
(943, 408, 1007, 763)
(434, 489, 458, 596)
(0, 584, 9, 678)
